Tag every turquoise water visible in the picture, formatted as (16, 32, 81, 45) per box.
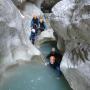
(0, 41, 72, 90)
(39, 41, 58, 55)
(0, 63, 71, 90)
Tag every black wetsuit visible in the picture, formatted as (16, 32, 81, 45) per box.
(31, 18, 39, 34)
(31, 18, 39, 27)
(47, 51, 62, 69)
(39, 21, 46, 32)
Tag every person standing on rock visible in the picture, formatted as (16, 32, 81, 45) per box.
(31, 15, 39, 34)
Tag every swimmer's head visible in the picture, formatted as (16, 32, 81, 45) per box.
(51, 48, 55, 52)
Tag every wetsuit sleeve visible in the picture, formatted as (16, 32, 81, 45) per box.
(37, 19, 39, 27)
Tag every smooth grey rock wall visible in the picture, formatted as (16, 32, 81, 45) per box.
(51, 0, 90, 90)
(0, 0, 40, 64)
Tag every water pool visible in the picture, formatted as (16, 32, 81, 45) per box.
(0, 41, 72, 90)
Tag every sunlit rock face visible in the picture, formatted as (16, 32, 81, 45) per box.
(0, 0, 40, 64)
(51, 0, 90, 90)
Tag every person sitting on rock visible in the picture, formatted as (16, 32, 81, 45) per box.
(39, 19, 47, 32)
(30, 28, 36, 45)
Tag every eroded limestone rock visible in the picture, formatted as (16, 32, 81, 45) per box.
(0, 0, 40, 64)
(51, 0, 90, 90)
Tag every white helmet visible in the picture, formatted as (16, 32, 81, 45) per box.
(31, 29, 35, 33)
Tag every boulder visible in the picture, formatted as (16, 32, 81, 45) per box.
(35, 29, 55, 47)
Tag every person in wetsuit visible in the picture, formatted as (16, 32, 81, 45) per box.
(31, 15, 39, 34)
(39, 19, 47, 32)
(47, 48, 62, 69)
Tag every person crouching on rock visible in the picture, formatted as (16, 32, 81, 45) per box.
(30, 29, 36, 45)
(39, 19, 47, 32)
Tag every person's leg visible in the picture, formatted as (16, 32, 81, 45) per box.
(32, 39, 35, 44)
(41, 28, 44, 32)
(32, 40, 34, 44)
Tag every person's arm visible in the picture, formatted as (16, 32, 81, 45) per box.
(38, 21, 40, 29)
(37, 19, 39, 27)
(44, 22, 47, 30)
(56, 52, 62, 63)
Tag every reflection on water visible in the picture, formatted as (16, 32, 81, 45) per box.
(0, 41, 72, 90)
